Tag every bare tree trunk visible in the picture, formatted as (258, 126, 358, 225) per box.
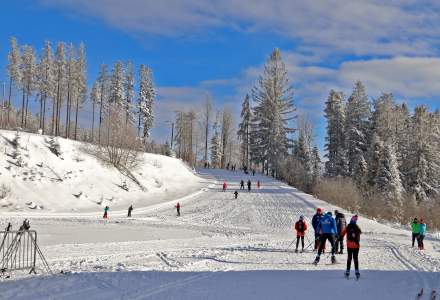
(42, 94, 47, 134)
(65, 81, 71, 138)
(91, 100, 95, 142)
(74, 97, 79, 140)
(98, 101, 103, 144)
(7, 78, 12, 128)
(21, 88, 25, 128)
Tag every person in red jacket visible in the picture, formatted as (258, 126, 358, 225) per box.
(294, 215, 308, 253)
(222, 181, 227, 192)
(175, 202, 181, 216)
(340, 215, 362, 280)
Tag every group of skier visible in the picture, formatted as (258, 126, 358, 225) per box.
(411, 217, 427, 250)
(294, 208, 362, 279)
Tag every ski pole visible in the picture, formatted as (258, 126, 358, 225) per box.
(285, 239, 296, 250)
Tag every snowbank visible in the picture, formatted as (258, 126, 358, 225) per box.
(0, 130, 203, 213)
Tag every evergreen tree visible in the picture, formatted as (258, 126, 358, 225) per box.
(138, 65, 155, 140)
(324, 90, 346, 177)
(54, 42, 66, 136)
(97, 64, 109, 144)
(90, 81, 99, 142)
(124, 61, 135, 125)
(7, 37, 22, 127)
(312, 146, 321, 187)
(37, 40, 54, 134)
(237, 94, 252, 168)
(345, 81, 371, 186)
(65, 43, 75, 138)
(210, 120, 222, 168)
(20, 45, 37, 128)
(251, 48, 295, 176)
(73, 42, 87, 140)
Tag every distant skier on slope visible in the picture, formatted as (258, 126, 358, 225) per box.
(313, 211, 337, 265)
(294, 215, 308, 253)
(240, 180, 245, 190)
(312, 208, 324, 251)
(222, 181, 228, 192)
(340, 215, 362, 280)
(411, 217, 420, 248)
(175, 202, 181, 216)
(418, 219, 427, 250)
(103, 206, 109, 219)
(335, 210, 347, 254)
(247, 180, 251, 191)
(127, 205, 133, 217)
(234, 190, 238, 199)
(257, 180, 261, 189)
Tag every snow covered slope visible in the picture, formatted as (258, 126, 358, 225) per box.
(1, 168, 440, 299)
(0, 130, 203, 213)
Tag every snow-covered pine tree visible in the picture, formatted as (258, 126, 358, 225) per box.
(90, 81, 100, 142)
(210, 126, 222, 168)
(251, 48, 295, 176)
(312, 146, 321, 187)
(294, 116, 314, 190)
(370, 93, 395, 143)
(37, 40, 54, 134)
(97, 64, 109, 144)
(54, 42, 66, 136)
(221, 107, 232, 168)
(73, 42, 87, 140)
(106, 61, 124, 144)
(65, 43, 76, 138)
(237, 94, 252, 168)
(138, 65, 155, 140)
(7, 37, 22, 127)
(345, 81, 371, 187)
(20, 45, 37, 129)
(376, 143, 403, 218)
(324, 90, 347, 177)
(404, 106, 440, 201)
(124, 61, 135, 125)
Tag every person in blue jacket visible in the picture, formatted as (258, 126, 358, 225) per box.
(312, 208, 324, 251)
(313, 211, 338, 265)
(418, 219, 427, 250)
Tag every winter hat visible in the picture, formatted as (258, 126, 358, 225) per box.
(326, 211, 332, 216)
(413, 217, 418, 222)
(316, 208, 322, 213)
(350, 215, 358, 224)
(299, 215, 304, 220)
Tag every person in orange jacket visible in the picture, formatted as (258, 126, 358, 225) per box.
(340, 215, 362, 280)
(294, 215, 308, 253)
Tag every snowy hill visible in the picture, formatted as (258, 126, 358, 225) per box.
(1, 168, 439, 299)
(0, 130, 203, 214)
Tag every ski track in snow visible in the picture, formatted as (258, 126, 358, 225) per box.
(1, 168, 440, 299)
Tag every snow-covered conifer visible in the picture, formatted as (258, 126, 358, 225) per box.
(138, 65, 155, 139)
(20, 45, 37, 129)
(7, 37, 22, 126)
(37, 40, 54, 133)
(237, 94, 252, 168)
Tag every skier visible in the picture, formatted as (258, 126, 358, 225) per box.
(240, 180, 245, 190)
(294, 215, 308, 253)
(234, 190, 238, 199)
(103, 206, 109, 219)
(222, 181, 228, 192)
(312, 208, 324, 251)
(252, 169, 256, 176)
(247, 179, 251, 191)
(335, 210, 347, 254)
(340, 215, 362, 280)
(418, 219, 427, 250)
(127, 205, 133, 217)
(175, 202, 181, 216)
(257, 180, 261, 189)
(411, 217, 420, 248)
(313, 211, 337, 265)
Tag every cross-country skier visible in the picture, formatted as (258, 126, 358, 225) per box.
(240, 180, 245, 190)
(411, 217, 420, 247)
(127, 205, 133, 217)
(340, 215, 362, 280)
(295, 215, 308, 253)
(222, 181, 228, 192)
(103, 206, 109, 219)
(234, 190, 238, 199)
(313, 211, 337, 265)
(257, 180, 261, 189)
(312, 208, 324, 251)
(335, 210, 347, 254)
(175, 202, 181, 216)
(418, 219, 427, 250)
(247, 180, 251, 191)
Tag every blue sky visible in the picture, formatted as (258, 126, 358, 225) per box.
(1, 1, 440, 154)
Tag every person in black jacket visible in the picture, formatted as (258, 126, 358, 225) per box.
(335, 210, 347, 254)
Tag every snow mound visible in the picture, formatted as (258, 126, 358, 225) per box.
(0, 130, 202, 213)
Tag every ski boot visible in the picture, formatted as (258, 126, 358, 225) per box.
(344, 270, 350, 279)
(300, 248, 304, 253)
(295, 248, 298, 253)
(355, 271, 360, 280)
(331, 255, 337, 264)
(313, 256, 320, 265)
(339, 249, 343, 254)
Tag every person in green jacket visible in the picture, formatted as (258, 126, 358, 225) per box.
(411, 218, 419, 247)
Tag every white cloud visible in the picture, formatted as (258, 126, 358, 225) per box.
(40, 0, 440, 56)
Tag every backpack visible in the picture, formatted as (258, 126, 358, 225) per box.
(346, 225, 360, 243)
